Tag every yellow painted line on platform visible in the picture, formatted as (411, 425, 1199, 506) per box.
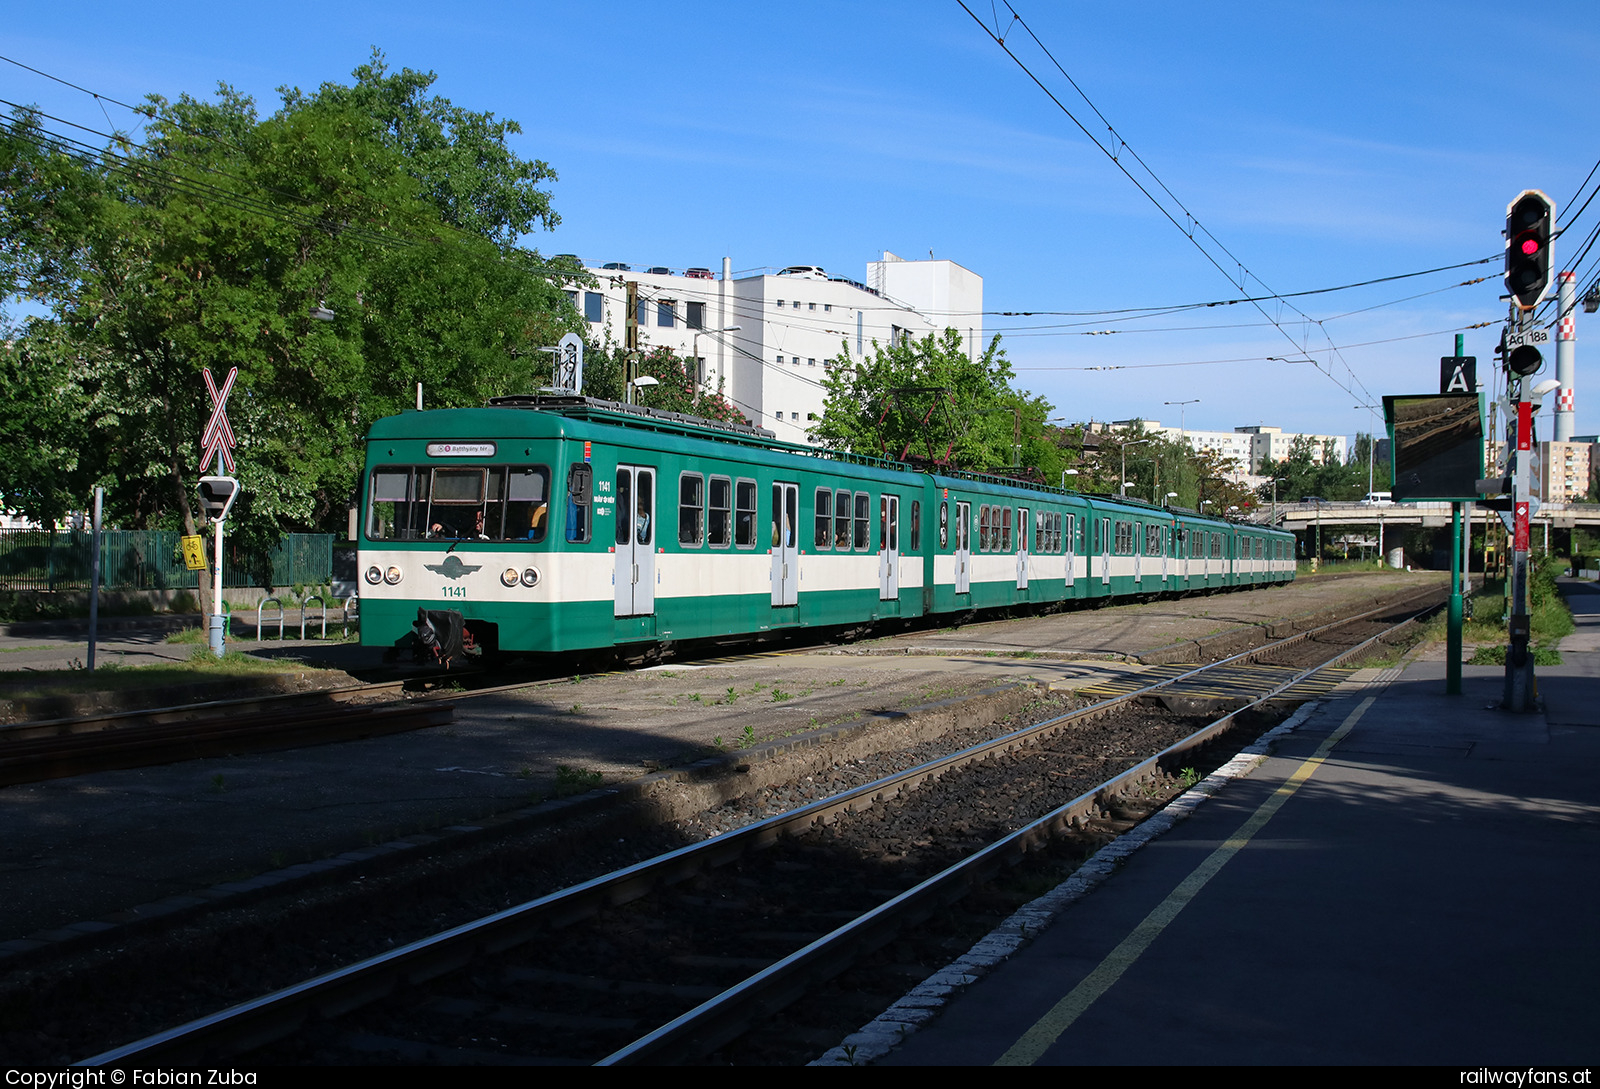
(994, 695, 1376, 1067)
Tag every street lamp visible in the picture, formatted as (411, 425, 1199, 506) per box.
(1269, 478, 1286, 524)
(1163, 399, 1199, 438)
(1061, 468, 1079, 491)
(627, 375, 658, 405)
(1165, 491, 1178, 507)
(1120, 439, 1152, 497)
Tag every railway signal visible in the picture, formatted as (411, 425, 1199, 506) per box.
(1504, 190, 1554, 311)
(197, 475, 240, 521)
(1497, 189, 1554, 711)
(196, 368, 243, 660)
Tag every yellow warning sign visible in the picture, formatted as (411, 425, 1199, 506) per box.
(181, 535, 207, 572)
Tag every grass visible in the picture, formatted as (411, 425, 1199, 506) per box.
(552, 765, 603, 796)
(1469, 644, 1564, 666)
(164, 627, 207, 644)
(0, 651, 340, 703)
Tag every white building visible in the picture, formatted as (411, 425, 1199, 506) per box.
(566, 253, 983, 445)
(1110, 420, 1348, 478)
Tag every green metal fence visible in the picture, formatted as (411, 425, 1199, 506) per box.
(0, 530, 333, 591)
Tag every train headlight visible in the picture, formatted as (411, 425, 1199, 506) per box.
(364, 565, 383, 585)
(501, 568, 520, 587)
(520, 567, 540, 588)
(383, 565, 403, 585)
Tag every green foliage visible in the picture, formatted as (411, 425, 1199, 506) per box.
(1469, 644, 1563, 666)
(812, 329, 1056, 477)
(553, 764, 602, 796)
(586, 345, 746, 424)
(1257, 433, 1384, 505)
(0, 52, 580, 585)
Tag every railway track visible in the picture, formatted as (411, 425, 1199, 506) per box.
(77, 587, 1440, 1067)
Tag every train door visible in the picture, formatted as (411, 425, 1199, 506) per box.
(1100, 517, 1111, 586)
(770, 482, 798, 606)
(878, 494, 899, 601)
(1016, 506, 1030, 590)
(1161, 524, 1170, 583)
(1065, 514, 1075, 587)
(614, 465, 656, 617)
(1134, 524, 1143, 585)
(955, 501, 971, 594)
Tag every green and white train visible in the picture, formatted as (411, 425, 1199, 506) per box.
(357, 396, 1295, 663)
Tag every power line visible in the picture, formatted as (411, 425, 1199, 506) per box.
(960, 1, 1384, 407)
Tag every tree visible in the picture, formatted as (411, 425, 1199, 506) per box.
(582, 345, 746, 424)
(1257, 435, 1367, 504)
(0, 54, 581, 598)
(811, 329, 1056, 476)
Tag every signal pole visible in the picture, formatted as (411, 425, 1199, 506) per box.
(1501, 189, 1554, 711)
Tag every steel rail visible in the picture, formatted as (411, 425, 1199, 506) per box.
(600, 604, 1435, 1064)
(78, 590, 1438, 1067)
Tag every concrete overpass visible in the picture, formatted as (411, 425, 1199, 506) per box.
(1263, 499, 1600, 533)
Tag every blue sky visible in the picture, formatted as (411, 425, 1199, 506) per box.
(7, 1, 1599, 446)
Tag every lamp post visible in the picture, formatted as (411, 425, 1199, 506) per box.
(1120, 439, 1152, 497)
(1165, 491, 1178, 507)
(627, 375, 658, 405)
(1061, 468, 1079, 491)
(1269, 478, 1285, 524)
(1163, 399, 1199, 438)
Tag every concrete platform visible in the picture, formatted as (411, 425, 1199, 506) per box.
(866, 584, 1600, 1066)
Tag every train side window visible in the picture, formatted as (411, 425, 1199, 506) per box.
(771, 484, 796, 548)
(853, 492, 870, 551)
(636, 473, 654, 546)
(735, 479, 757, 547)
(566, 463, 592, 543)
(814, 488, 833, 550)
(910, 501, 920, 551)
(505, 467, 550, 543)
(1001, 508, 1012, 553)
(679, 473, 704, 546)
(834, 489, 851, 549)
(708, 476, 731, 547)
(979, 506, 991, 552)
(615, 470, 633, 546)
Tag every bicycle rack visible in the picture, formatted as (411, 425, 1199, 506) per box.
(257, 597, 285, 640)
(301, 595, 330, 640)
(343, 596, 360, 639)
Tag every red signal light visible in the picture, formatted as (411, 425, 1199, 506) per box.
(1505, 190, 1554, 310)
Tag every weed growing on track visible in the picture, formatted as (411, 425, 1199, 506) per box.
(554, 765, 603, 796)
